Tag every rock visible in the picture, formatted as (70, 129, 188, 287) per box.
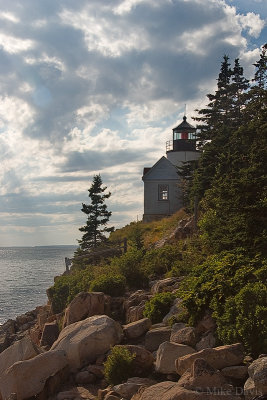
(124, 291, 151, 324)
(40, 321, 59, 347)
(51, 315, 123, 370)
(104, 392, 120, 400)
(155, 341, 195, 374)
(171, 322, 186, 333)
(113, 377, 157, 400)
(0, 336, 41, 377)
(75, 370, 96, 384)
(87, 364, 104, 378)
(244, 377, 256, 399)
(57, 386, 96, 400)
(0, 331, 11, 354)
(119, 345, 154, 375)
(177, 358, 228, 390)
(135, 380, 243, 400)
(244, 356, 267, 399)
(221, 365, 248, 380)
(195, 332, 216, 351)
(162, 298, 185, 324)
(176, 343, 245, 376)
(0, 350, 68, 400)
(1, 320, 16, 335)
(145, 326, 171, 352)
(126, 303, 147, 323)
(123, 318, 151, 340)
(171, 327, 198, 347)
(63, 291, 109, 327)
(195, 312, 216, 334)
(151, 278, 181, 295)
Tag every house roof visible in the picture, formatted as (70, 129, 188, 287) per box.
(172, 116, 195, 132)
(142, 156, 179, 181)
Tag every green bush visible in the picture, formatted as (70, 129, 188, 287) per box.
(143, 292, 175, 324)
(111, 248, 148, 289)
(104, 346, 136, 385)
(89, 274, 126, 296)
(215, 282, 267, 355)
(142, 245, 182, 276)
(47, 268, 93, 313)
(177, 250, 267, 356)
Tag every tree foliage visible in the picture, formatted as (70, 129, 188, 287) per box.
(79, 174, 114, 250)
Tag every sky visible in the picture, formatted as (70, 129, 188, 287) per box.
(0, 0, 266, 246)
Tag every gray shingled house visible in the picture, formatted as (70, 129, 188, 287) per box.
(142, 116, 200, 222)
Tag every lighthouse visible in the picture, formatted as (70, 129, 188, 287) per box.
(142, 115, 200, 223)
(166, 115, 198, 166)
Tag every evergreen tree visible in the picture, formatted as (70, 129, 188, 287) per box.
(197, 49, 267, 256)
(78, 174, 114, 250)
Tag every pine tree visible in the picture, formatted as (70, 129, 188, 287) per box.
(78, 175, 114, 250)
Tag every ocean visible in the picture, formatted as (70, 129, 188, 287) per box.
(0, 246, 76, 325)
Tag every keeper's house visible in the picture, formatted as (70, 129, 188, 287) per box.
(142, 116, 200, 223)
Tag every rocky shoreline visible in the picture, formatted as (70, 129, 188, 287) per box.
(0, 277, 266, 400)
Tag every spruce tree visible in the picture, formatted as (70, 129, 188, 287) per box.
(79, 174, 114, 250)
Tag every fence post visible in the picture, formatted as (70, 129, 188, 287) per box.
(123, 238, 128, 253)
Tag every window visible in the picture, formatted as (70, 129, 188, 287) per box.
(158, 184, 169, 200)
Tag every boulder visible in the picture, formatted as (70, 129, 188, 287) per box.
(51, 315, 123, 370)
(113, 377, 157, 400)
(151, 278, 181, 295)
(126, 303, 147, 323)
(135, 380, 243, 400)
(221, 365, 248, 380)
(162, 298, 185, 324)
(195, 313, 216, 334)
(176, 343, 245, 376)
(0, 336, 41, 377)
(87, 364, 104, 378)
(195, 332, 216, 351)
(40, 321, 59, 347)
(177, 358, 228, 391)
(123, 318, 151, 340)
(244, 356, 267, 399)
(145, 326, 171, 352)
(57, 386, 97, 400)
(120, 345, 154, 375)
(63, 291, 109, 327)
(75, 370, 96, 384)
(155, 341, 195, 374)
(171, 327, 198, 347)
(0, 350, 68, 400)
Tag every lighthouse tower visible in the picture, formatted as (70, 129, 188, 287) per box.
(166, 115, 199, 166)
(142, 115, 200, 223)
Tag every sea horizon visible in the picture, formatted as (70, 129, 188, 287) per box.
(0, 245, 76, 325)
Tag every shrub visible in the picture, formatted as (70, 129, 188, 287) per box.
(177, 250, 267, 356)
(89, 274, 126, 296)
(215, 282, 267, 356)
(143, 292, 175, 324)
(47, 268, 93, 313)
(142, 245, 182, 276)
(111, 248, 148, 289)
(104, 346, 136, 385)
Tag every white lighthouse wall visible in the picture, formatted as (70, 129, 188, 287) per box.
(167, 150, 200, 166)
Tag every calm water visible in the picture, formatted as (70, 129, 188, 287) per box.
(0, 246, 76, 325)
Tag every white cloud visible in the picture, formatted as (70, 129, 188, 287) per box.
(238, 12, 265, 37)
(0, 33, 35, 53)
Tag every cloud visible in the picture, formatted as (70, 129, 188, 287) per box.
(238, 12, 265, 37)
(0, 0, 265, 245)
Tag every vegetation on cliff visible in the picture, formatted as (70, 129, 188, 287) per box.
(48, 47, 266, 357)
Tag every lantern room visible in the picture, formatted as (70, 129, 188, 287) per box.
(166, 115, 197, 153)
